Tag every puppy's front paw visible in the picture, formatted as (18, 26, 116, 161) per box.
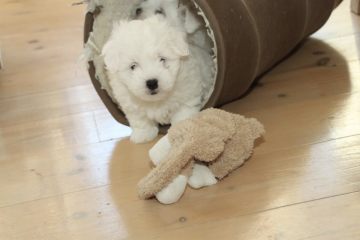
(130, 127, 159, 143)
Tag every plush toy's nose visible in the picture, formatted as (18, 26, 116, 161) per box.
(146, 79, 158, 90)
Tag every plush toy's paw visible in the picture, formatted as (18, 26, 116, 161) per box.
(149, 135, 171, 166)
(188, 163, 217, 189)
(156, 175, 188, 204)
(130, 127, 159, 143)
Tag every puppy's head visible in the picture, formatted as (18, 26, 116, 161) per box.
(134, 0, 180, 23)
(134, 0, 203, 34)
(102, 16, 189, 102)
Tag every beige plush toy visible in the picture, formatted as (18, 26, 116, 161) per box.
(137, 108, 265, 204)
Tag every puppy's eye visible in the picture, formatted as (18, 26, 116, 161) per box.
(131, 64, 137, 70)
(155, 9, 164, 15)
(160, 57, 166, 63)
(136, 8, 142, 15)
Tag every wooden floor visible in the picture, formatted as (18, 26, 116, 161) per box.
(1, 0, 360, 239)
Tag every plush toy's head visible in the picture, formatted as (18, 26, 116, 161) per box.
(168, 120, 229, 163)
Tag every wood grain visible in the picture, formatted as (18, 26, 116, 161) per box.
(0, 84, 104, 127)
(135, 192, 360, 240)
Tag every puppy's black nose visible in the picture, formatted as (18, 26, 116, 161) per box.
(146, 79, 158, 90)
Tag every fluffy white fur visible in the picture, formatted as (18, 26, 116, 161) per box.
(102, 16, 213, 143)
(134, 0, 213, 52)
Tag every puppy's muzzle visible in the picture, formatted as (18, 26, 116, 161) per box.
(146, 79, 158, 91)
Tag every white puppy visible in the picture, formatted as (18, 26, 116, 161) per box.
(102, 16, 213, 143)
(134, 0, 213, 52)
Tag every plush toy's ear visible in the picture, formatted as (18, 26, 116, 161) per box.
(192, 134, 227, 162)
(246, 118, 266, 139)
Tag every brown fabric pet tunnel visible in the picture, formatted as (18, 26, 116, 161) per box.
(83, 0, 342, 134)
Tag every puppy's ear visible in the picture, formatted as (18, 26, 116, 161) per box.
(170, 29, 189, 57)
(102, 21, 126, 72)
(181, 5, 202, 34)
(102, 40, 119, 73)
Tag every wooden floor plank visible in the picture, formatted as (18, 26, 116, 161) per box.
(134, 192, 360, 240)
(0, 84, 104, 128)
(95, 88, 360, 155)
(0, 0, 88, 99)
(0, 134, 359, 238)
(0, 0, 86, 37)
(300, 225, 360, 240)
(0, 57, 90, 99)
(0, 186, 130, 240)
(0, 111, 100, 161)
(0, 27, 90, 99)
(234, 60, 360, 113)
(0, 138, 154, 208)
(93, 109, 132, 142)
(0, 28, 84, 67)
(268, 33, 360, 76)
(223, 91, 360, 154)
